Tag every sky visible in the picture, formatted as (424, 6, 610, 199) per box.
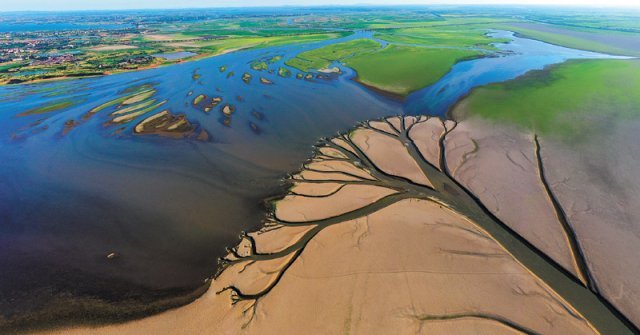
(1, 0, 639, 12)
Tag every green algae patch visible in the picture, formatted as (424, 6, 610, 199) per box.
(18, 100, 76, 117)
(111, 100, 167, 124)
(83, 85, 155, 120)
(193, 94, 206, 106)
(111, 99, 158, 116)
(453, 59, 640, 137)
(278, 67, 292, 78)
(250, 61, 269, 71)
(121, 89, 156, 105)
(269, 55, 283, 63)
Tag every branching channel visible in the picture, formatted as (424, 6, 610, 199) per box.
(214, 116, 636, 335)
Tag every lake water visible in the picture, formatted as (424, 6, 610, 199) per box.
(0, 30, 625, 330)
(404, 30, 630, 116)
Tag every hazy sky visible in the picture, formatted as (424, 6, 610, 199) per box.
(1, 0, 639, 11)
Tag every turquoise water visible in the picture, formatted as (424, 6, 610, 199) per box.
(0, 30, 624, 328)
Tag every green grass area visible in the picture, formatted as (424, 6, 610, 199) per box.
(338, 15, 512, 30)
(0, 62, 25, 73)
(17, 100, 77, 117)
(453, 59, 640, 137)
(285, 23, 510, 96)
(190, 32, 348, 55)
(375, 26, 509, 51)
(345, 45, 479, 96)
(250, 60, 269, 71)
(285, 39, 381, 72)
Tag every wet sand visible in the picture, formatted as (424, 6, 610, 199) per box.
(32, 116, 638, 334)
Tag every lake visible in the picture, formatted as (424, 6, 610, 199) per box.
(0, 30, 624, 329)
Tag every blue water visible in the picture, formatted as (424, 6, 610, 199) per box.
(404, 30, 629, 116)
(0, 30, 626, 326)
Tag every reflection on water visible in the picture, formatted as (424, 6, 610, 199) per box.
(0, 30, 625, 329)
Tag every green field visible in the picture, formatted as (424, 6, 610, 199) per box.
(345, 45, 478, 96)
(17, 100, 77, 117)
(453, 59, 640, 137)
(375, 26, 509, 50)
(6, 8, 640, 86)
(173, 32, 348, 54)
(284, 24, 511, 96)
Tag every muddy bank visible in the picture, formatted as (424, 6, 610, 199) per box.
(31, 116, 638, 335)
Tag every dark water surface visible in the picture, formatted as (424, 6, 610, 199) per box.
(0, 30, 624, 330)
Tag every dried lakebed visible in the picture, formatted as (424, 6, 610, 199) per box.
(37, 116, 638, 335)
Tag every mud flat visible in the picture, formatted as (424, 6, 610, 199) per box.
(134, 110, 197, 138)
(221, 104, 235, 117)
(277, 67, 291, 78)
(32, 116, 638, 335)
(242, 73, 252, 84)
(318, 66, 341, 74)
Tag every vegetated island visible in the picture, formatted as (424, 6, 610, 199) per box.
(285, 30, 498, 98)
(33, 115, 638, 335)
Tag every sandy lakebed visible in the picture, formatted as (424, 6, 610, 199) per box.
(30, 116, 640, 335)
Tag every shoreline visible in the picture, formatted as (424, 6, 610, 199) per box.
(0, 30, 353, 87)
(3, 281, 211, 335)
(349, 52, 489, 104)
(351, 76, 406, 102)
(445, 58, 598, 121)
(0, 47, 251, 87)
(26, 115, 639, 335)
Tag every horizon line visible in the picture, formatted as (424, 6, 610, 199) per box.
(1, 3, 640, 13)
